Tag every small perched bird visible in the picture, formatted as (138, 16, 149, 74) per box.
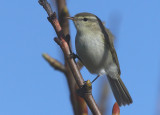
(67, 12, 132, 106)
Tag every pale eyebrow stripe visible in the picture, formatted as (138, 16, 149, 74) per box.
(78, 16, 97, 19)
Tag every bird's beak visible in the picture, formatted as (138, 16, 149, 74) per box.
(66, 17, 74, 20)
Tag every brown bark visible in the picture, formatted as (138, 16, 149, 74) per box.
(39, 0, 101, 114)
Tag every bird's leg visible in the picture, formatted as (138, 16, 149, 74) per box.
(91, 75, 100, 83)
(65, 34, 82, 61)
(68, 53, 83, 62)
(69, 53, 78, 59)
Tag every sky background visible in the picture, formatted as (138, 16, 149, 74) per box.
(0, 0, 160, 115)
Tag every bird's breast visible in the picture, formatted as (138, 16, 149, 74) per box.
(75, 31, 112, 74)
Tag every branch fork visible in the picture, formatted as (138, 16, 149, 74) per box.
(39, 0, 101, 114)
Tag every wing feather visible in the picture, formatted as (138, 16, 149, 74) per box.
(96, 16, 121, 75)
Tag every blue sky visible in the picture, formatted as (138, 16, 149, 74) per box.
(0, 0, 160, 115)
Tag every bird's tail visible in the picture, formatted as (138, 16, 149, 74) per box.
(107, 75, 133, 106)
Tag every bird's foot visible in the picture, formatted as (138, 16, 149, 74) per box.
(77, 80, 92, 97)
(67, 53, 82, 62)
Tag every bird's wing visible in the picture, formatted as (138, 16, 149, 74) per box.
(96, 17, 121, 75)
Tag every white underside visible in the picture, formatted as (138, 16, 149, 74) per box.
(75, 29, 118, 79)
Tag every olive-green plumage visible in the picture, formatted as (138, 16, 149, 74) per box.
(68, 12, 133, 106)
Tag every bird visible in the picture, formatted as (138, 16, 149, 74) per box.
(67, 12, 133, 106)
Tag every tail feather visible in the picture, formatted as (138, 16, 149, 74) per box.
(107, 76, 133, 106)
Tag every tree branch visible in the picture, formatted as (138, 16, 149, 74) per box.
(39, 0, 101, 114)
(77, 60, 83, 70)
(99, 82, 109, 115)
(39, 0, 53, 17)
(42, 53, 66, 73)
(54, 0, 87, 115)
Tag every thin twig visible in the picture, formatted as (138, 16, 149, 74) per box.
(42, 53, 66, 73)
(55, 0, 87, 114)
(39, 0, 101, 114)
(77, 60, 83, 70)
(99, 82, 109, 115)
(39, 0, 53, 17)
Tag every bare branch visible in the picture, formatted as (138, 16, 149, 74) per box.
(42, 53, 66, 73)
(39, 0, 101, 114)
(56, 0, 69, 35)
(39, 0, 53, 17)
(77, 60, 83, 70)
(99, 82, 109, 115)
(55, 0, 87, 114)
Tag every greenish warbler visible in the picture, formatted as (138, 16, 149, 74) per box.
(67, 13, 132, 106)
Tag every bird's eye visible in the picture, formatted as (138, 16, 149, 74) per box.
(83, 18, 88, 21)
